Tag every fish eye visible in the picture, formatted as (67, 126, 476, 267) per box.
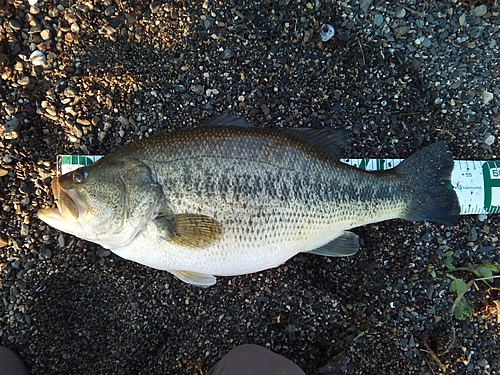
(73, 169, 88, 183)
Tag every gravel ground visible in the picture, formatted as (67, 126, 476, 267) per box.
(1, 0, 499, 374)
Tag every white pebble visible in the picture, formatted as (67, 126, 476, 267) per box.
(484, 134, 495, 146)
(320, 24, 335, 42)
(482, 90, 493, 104)
(29, 50, 46, 66)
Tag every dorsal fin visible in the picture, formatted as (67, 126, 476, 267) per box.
(289, 128, 350, 160)
(201, 111, 254, 128)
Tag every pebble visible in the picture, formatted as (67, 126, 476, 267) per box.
(40, 29, 51, 41)
(320, 24, 335, 42)
(395, 7, 406, 18)
(459, 13, 466, 26)
(472, 5, 488, 17)
(222, 48, 235, 59)
(4, 118, 21, 139)
(374, 14, 384, 26)
(150, 1, 162, 14)
(104, 6, 116, 17)
(422, 37, 432, 47)
(3, 154, 13, 164)
(484, 134, 495, 146)
(17, 76, 30, 86)
(9, 20, 21, 30)
(64, 87, 78, 98)
(117, 116, 129, 126)
(482, 90, 493, 104)
(65, 13, 78, 23)
(29, 50, 46, 66)
(30, 5, 40, 15)
(71, 23, 80, 33)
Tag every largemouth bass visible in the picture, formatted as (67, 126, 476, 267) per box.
(38, 115, 460, 287)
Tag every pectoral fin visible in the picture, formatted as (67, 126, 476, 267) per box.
(170, 270, 217, 287)
(154, 213, 222, 249)
(307, 231, 360, 257)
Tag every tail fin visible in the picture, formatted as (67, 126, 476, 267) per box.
(396, 141, 460, 225)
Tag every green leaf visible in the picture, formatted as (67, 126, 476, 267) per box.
(427, 265, 436, 278)
(354, 331, 365, 340)
(452, 297, 474, 320)
(481, 263, 498, 272)
(478, 266, 493, 282)
(450, 278, 467, 295)
(442, 251, 455, 270)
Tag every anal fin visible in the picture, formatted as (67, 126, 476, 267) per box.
(170, 270, 217, 287)
(307, 231, 360, 257)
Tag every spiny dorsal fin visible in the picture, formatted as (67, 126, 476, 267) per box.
(201, 111, 254, 128)
(154, 213, 222, 249)
(289, 128, 350, 160)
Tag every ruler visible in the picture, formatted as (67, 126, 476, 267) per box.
(57, 155, 499, 216)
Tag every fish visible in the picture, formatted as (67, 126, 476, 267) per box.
(37, 114, 460, 287)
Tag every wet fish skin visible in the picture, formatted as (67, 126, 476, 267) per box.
(37, 121, 460, 287)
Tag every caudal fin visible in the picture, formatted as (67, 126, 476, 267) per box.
(396, 141, 460, 225)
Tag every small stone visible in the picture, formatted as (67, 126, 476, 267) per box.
(71, 23, 80, 33)
(64, 87, 78, 97)
(0, 169, 8, 177)
(76, 118, 91, 126)
(2, 154, 13, 164)
(41, 247, 52, 259)
(222, 48, 235, 59)
(18, 76, 30, 86)
(30, 5, 40, 15)
(65, 12, 78, 23)
(40, 29, 51, 41)
(4, 118, 21, 139)
(104, 6, 116, 17)
(117, 115, 129, 125)
(459, 13, 466, 26)
(29, 50, 46, 66)
(484, 134, 495, 146)
(261, 103, 270, 115)
(472, 4, 487, 17)
(65, 33, 74, 43)
(14, 62, 24, 72)
(9, 20, 21, 31)
(320, 24, 335, 42)
(422, 37, 432, 47)
(190, 84, 205, 95)
(150, 1, 162, 13)
(5, 105, 15, 115)
(286, 324, 297, 333)
(410, 58, 421, 71)
(482, 90, 493, 104)
(395, 7, 406, 18)
(374, 13, 384, 26)
(91, 116, 101, 126)
(45, 106, 57, 116)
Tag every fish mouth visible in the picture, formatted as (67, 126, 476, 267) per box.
(51, 177, 81, 223)
(37, 177, 87, 236)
